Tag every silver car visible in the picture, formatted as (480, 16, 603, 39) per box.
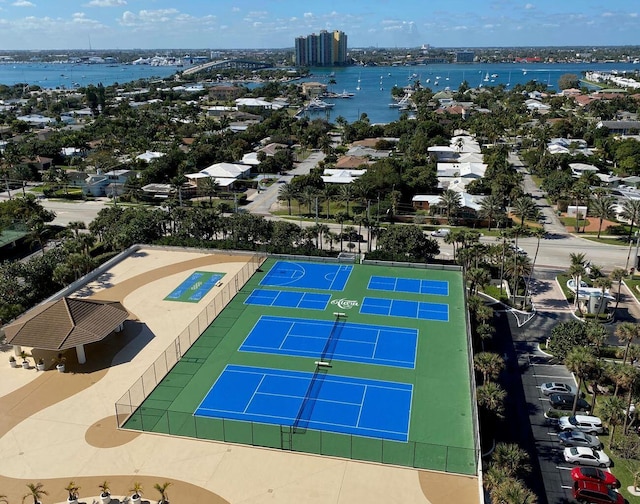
(563, 446, 611, 467)
(558, 430, 603, 449)
(540, 382, 577, 396)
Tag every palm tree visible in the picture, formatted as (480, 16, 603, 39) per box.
(338, 184, 353, 216)
(201, 177, 220, 204)
(476, 382, 506, 418)
(511, 195, 537, 227)
(599, 395, 625, 445)
(564, 347, 595, 415)
(491, 442, 531, 477)
(466, 267, 490, 296)
(524, 227, 545, 300)
(491, 480, 538, 504)
(277, 183, 295, 216)
(154, 482, 172, 504)
(589, 192, 616, 239)
(321, 184, 336, 219)
(23, 483, 48, 504)
(130, 482, 143, 500)
(616, 322, 639, 366)
(474, 352, 504, 384)
(621, 198, 640, 243)
(593, 276, 612, 316)
(335, 211, 349, 252)
(64, 481, 80, 501)
(610, 267, 626, 316)
(483, 465, 509, 497)
(478, 194, 504, 231)
(568, 261, 586, 314)
(504, 253, 532, 303)
(438, 189, 462, 225)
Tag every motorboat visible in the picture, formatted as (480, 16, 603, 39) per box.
(307, 98, 335, 110)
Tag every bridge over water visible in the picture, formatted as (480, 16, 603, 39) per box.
(182, 59, 270, 75)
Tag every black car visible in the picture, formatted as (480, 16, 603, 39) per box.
(549, 393, 590, 412)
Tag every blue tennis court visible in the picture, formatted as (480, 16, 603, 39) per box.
(245, 289, 330, 311)
(239, 315, 417, 368)
(165, 271, 224, 302)
(360, 297, 449, 322)
(195, 365, 413, 441)
(260, 261, 352, 291)
(368, 275, 449, 296)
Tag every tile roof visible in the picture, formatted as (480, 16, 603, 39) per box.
(3, 297, 128, 351)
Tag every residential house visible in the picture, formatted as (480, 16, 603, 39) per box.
(209, 85, 245, 101)
(596, 120, 640, 135)
(569, 163, 599, 178)
(412, 192, 486, 219)
(84, 169, 135, 197)
(346, 145, 391, 159)
(321, 168, 367, 185)
(185, 162, 251, 190)
(136, 151, 165, 163)
(335, 155, 371, 169)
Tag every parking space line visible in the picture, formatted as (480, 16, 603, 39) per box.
(556, 466, 572, 470)
(560, 485, 572, 489)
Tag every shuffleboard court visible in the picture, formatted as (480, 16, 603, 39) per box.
(239, 315, 417, 368)
(195, 365, 413, 441)
(165, 271, 225, 303)
(368, 275, 449, 296)
(245, 289, 330, 310)
(360, 296, 449, 322)
(260, 260, 352, 291)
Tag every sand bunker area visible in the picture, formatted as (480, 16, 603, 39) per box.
(0, 246, 478, 504)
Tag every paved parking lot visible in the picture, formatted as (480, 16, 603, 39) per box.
(494, 272, 634, 504)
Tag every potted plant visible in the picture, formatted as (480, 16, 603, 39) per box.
(130, 481, 143, 504)
(36, 358, 46, 372)
(98, 480, 111, 504)
(9, 355, 17, 368)
(20, 350, 30, 369)
(154, 482, 172, 504)
(65, 480, 80, 504)
(23, 482, 48, 504)
(53, 353, 66, 373)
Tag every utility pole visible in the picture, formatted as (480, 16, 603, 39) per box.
(315, 196, 318, 225)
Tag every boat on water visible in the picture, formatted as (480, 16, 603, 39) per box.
(491, 73, 498, 78)
(306, 98, 335, 110)
(483, 72, 490, 82)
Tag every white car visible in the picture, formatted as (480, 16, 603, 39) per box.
(563, 446, 611, 467)
(430, 228, 450, 238)
(558, 415, 604, 435)
(540, 382, 577, 396)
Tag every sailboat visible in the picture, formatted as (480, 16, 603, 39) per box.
(483, 72, 490, 82)
(356, 73, 361, 91)
(506, 72, 511, 86)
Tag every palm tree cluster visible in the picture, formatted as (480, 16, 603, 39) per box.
(484, 443, 537, 504)
(549, 319, 640, 454)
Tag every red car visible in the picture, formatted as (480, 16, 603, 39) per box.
(572, 481, 624, 504)
(571, 466, 621, 489)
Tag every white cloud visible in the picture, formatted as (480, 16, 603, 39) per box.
(85, 0, 126, 6)
(12, 0, 34, 6)
(524, 3, 535, 9)
(303, 12, 313, 18)
(231, 7, 239, 12)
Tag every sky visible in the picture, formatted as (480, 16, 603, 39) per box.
(0, 0, 638, 51)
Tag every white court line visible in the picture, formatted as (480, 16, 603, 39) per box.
(355, 385, 368, 428)
(372, 329, 381, 359)
(278, 321, 296, 350)
(243, 375, 266, 414)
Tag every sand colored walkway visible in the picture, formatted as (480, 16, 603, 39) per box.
(0, 248, 479, 504)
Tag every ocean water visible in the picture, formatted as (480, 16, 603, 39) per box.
(301, 62, 640, 123)
(0, 62, 178, 89)
(1, 60, 638, 124)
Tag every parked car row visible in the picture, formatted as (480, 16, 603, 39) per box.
(541, 382, 625, 503)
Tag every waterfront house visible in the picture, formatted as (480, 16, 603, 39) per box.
(84, 169, 135, 197)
